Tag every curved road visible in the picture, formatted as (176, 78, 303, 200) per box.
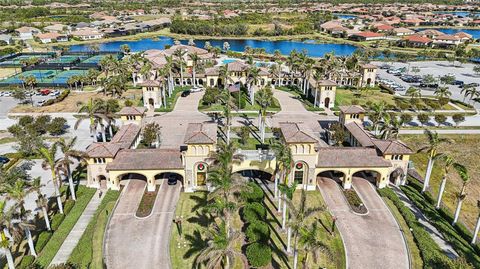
(104, 179, 180, 269)
(317, 176, 409, 269)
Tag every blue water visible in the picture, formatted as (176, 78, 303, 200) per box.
(433, 11, 480, 18)
(69, 36, 359, 57)
(416, 28, 480, 39)
(334, 14, 357, 20)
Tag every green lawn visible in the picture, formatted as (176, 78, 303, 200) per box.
(170, 189, 345, 269)
(36, 186, 96, 267)
(68, 190, 120, 269)
(199, 94, 281, 113)
(154, 86, 189, 112)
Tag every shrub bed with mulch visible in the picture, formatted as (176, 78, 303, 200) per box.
(135, 185, 159, 218)
(343, 189, 368, 214)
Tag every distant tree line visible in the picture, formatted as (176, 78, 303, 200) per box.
(170, 18, 248, 36)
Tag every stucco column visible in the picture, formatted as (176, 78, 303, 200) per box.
(306, 167, 316, 190)
(108, 176, 120, 191)
(184, 169, 194, 193)
(342, 174, 352, 189)
(377, 173, 388, 189)
(147, 176, 156, 192)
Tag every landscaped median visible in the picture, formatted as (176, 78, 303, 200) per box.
(35, 185, 96, 268)
(68, 190, 120, 268)
(135, 185, 159, 218)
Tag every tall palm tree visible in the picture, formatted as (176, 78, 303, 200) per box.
(256, 87, 273, 143)
(379, 113, 401, 139)
(219, 91, 234, 144)
(0, 201, 15, 269)
(56, 137, 87, 201)
(104, 75, 127, 98)
(165, 55, 175, 95)
(102, 99, 120, 138)
(247, 66, 260, 104)
(434, 87, 452, 99)
(279, 182, 297, 231)
(271, 140, 291, 199)
(417, 129, 451, 193)
(218, 65, 230, 90)
(99, 54, 116, 79)
(193, 221, 246, 269)
(284, 189, 325, 269)
(471, 200, 480, 244)
(299, 222, 329, 269)
(452, 164, 470, 225)
(14, 205, 37, 257)
(368, 102, 387, 135)
(75, 98, 105, 141)
(189, 52, 200, 87)
(32, 178, 51, 231)
(173, 48, 187, 86)
(139, 59, 153, 82)
(406, 87, 422, 99)
(269, 62, 281, 87)
(38, 144, 64, 214)
(435, 154, 456, 209)
(460, 85, 478, 104)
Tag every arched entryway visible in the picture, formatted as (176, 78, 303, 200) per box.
(198, 79, 204, 85)
(353, 170, 381, 187)
(154, 172, 184, 186)
(148, 98, 154, 107)
(366, 78, 372, 85)
(389, 168, 404, 185)
(234, 169, 273, 181)
(98, 175, 107, 189)
(324, 97, 330, 108)
(293, 161, 308, 186)
(317, 170, 346, 185)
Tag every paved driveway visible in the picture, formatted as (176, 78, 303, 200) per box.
(105, 179, 181, 269)
(317, 177, 409, 269)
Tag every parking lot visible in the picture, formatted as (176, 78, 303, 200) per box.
(373, 61, 480, 109)
(0, 89, 62, 115)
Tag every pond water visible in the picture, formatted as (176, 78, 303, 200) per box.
(68, 36, 359, 57)
(433, 11, 480, 18)
(334, 14, 357, 20)
(416, 28, 480, 39)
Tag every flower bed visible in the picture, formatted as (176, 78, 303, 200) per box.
(135, 185, 159, 218)
(343, 188, 368, 214)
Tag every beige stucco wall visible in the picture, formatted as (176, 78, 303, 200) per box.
(108, 169, 186, 191)
(315, 166, 390, 189)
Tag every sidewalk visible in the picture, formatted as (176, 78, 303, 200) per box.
(50, 189, 105, 266)
(391, 186, 459, 259)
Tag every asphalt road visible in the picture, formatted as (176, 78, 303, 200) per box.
(105, 179, 180, 269)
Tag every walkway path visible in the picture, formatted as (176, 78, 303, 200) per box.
(104, 179, 181, 269)
(391, 186, 459, 258)
(50, 189, 105, 266)
(317, 177, 409, 269)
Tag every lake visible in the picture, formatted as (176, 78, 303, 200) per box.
(334, 14, 357, 20)
(433, 11, 480, 18)
(416, 28, 480, 39)
(68, 36, 359, 57)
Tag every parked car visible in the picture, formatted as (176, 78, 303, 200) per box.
(39, 89, 51, 95)
(453, 80, 464, 86)
(181, 90, 191, 97)
(0, 156, 9, 164)
(3, 91, 12, 97)
(37, 100, 46, 106)
(190, 86, 204, 92)
(379, 64, 391, 69)
(419, 83, 438, 89)
(167, 174, 177, 185)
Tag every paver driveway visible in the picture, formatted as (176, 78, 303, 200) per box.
(105, 179, 181, 269)
(317, 176, 409, 269)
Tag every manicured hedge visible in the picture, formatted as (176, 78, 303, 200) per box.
(240, 182, 264, 203)
(35, 231, 52, 253)
(246, 221, 270, 243)
(246, 242, 272, 268)
(43, 90, 70, 106)
(242, 202, 266, 223)
(63, 200, 75, 215)
(18, 255, 35, 269)
(51, 214, 65, 231)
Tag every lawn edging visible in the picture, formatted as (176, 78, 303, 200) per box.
(35, 186, 96, 267)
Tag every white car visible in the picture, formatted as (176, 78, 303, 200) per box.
(37, 100, 46, 106)
(190, 86, 204, 93)
(3, 92, 12, 97)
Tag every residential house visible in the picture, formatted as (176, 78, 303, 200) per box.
(44, 23, 70, 33)
(432, 35, 462, 47)
(0, 34, 13, 45)
(35, 32, 68, 43)
(349, 31, 385, 41)
(401, 35, 432, 47)
(71, 28, 104, 40)
(15, 26, 41, 40)
(392, 27, 415, 36)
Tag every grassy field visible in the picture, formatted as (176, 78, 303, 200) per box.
(68, 190, 120, 269)
(400, 134, 480, 231)
(10, 89, 142, 113)
(170, 189, 345, 269)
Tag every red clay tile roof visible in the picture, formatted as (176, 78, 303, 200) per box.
(86, 142, 123, 158)
(316, 148, 391, 168)
(106, 149, 183, 170)
(139, 80, 161, 87)
(344, 121, 375, 147)
(404, 35, 432, 43)
(279, 122, 317, 143)
(339, 105, 365, 114)
(352, 31, 384, 38)
(372, 139, 413, 155)
(184, 123, 217, 144)
(117, 106, 146, 116)
(111, 124, 141, 146)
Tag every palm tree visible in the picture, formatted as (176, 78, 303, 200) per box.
(218, 65, 230, 90)
(460, 85, 478, 104)
(75, 98, 105, 141)
(435, 154, 456, 209)
(219, 91, 234, 144)
(417, 130, 451, 193)
(165, 55, 175, 95)
(38, 144, 64, 214)
(246, 66, 260, 104)
(368, 102, 387, 135)
(14, 205, 37, 257)
(0, 201, 15, 269)
(269, 62, 281, 87)
(279, 182, 297, 232)
(299, 222, 329, 269)
(189, 52, 200, 87)
(379, 113, 401, 139)
(406, 87, 422, 99)
(56, 137, 86, 201)
(32, 178, 51, 231)
(173, 48, 187, 86)
(284, 189, 325, 269)
(99, 54, 116, 78)
(434, 87, 452, 99)
(193, 221, 246, 269)
(104, 75, 127, 98)
(256, 87, 273, 143)
(102, 99, 120, 137)
(139, 59, 153, 82)
(120, 44, 131, 55)
(471, 200, 480, 244)
(452, 164, 470, 225)
(271, 140, 291, 199)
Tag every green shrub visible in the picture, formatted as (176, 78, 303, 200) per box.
(51, 213, 65, 231)
(35, 231, 52, 253)
(246, 221, 270, 243)
(63, 200, 75, 215)
(246, 242, 272, 268)
(19, 255, 35, 269)
(43, 90, 70, 106)
(241, 182, 264, 203)
(242, 202, 266, 223)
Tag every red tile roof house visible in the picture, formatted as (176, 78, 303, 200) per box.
(349, 31, 385, 41)
(432, 35, 463, 47)
(372, 23, 394, 33)
(34, 32, 68, 43)
(400, 35, 432, 48)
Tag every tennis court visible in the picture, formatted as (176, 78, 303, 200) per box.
(0, 69, 88, 85)
(81, 53, 121, 64)
(0, 54, 54, 66)
(47, 55, 88, 64)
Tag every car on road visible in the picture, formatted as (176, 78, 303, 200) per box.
(37, 100, 46, 106)
(190, 86, 204, 92)
(379, 64, 391, 69)
(39, 89, 51, 96)
(167, 174, 177, 185)
(0, 156, 9, 164)
(181, 90, 191, 97)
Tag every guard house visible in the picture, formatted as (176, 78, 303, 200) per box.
(183, 123, 218, 192)
(360, 64, 377, 87)
(117, 106, 146, 124)
(338, 105, 366, 125)
(310, 79, 337, 109)
(140, 80, 163, 109)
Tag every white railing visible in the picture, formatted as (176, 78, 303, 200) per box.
(237, 149, 275, 161)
